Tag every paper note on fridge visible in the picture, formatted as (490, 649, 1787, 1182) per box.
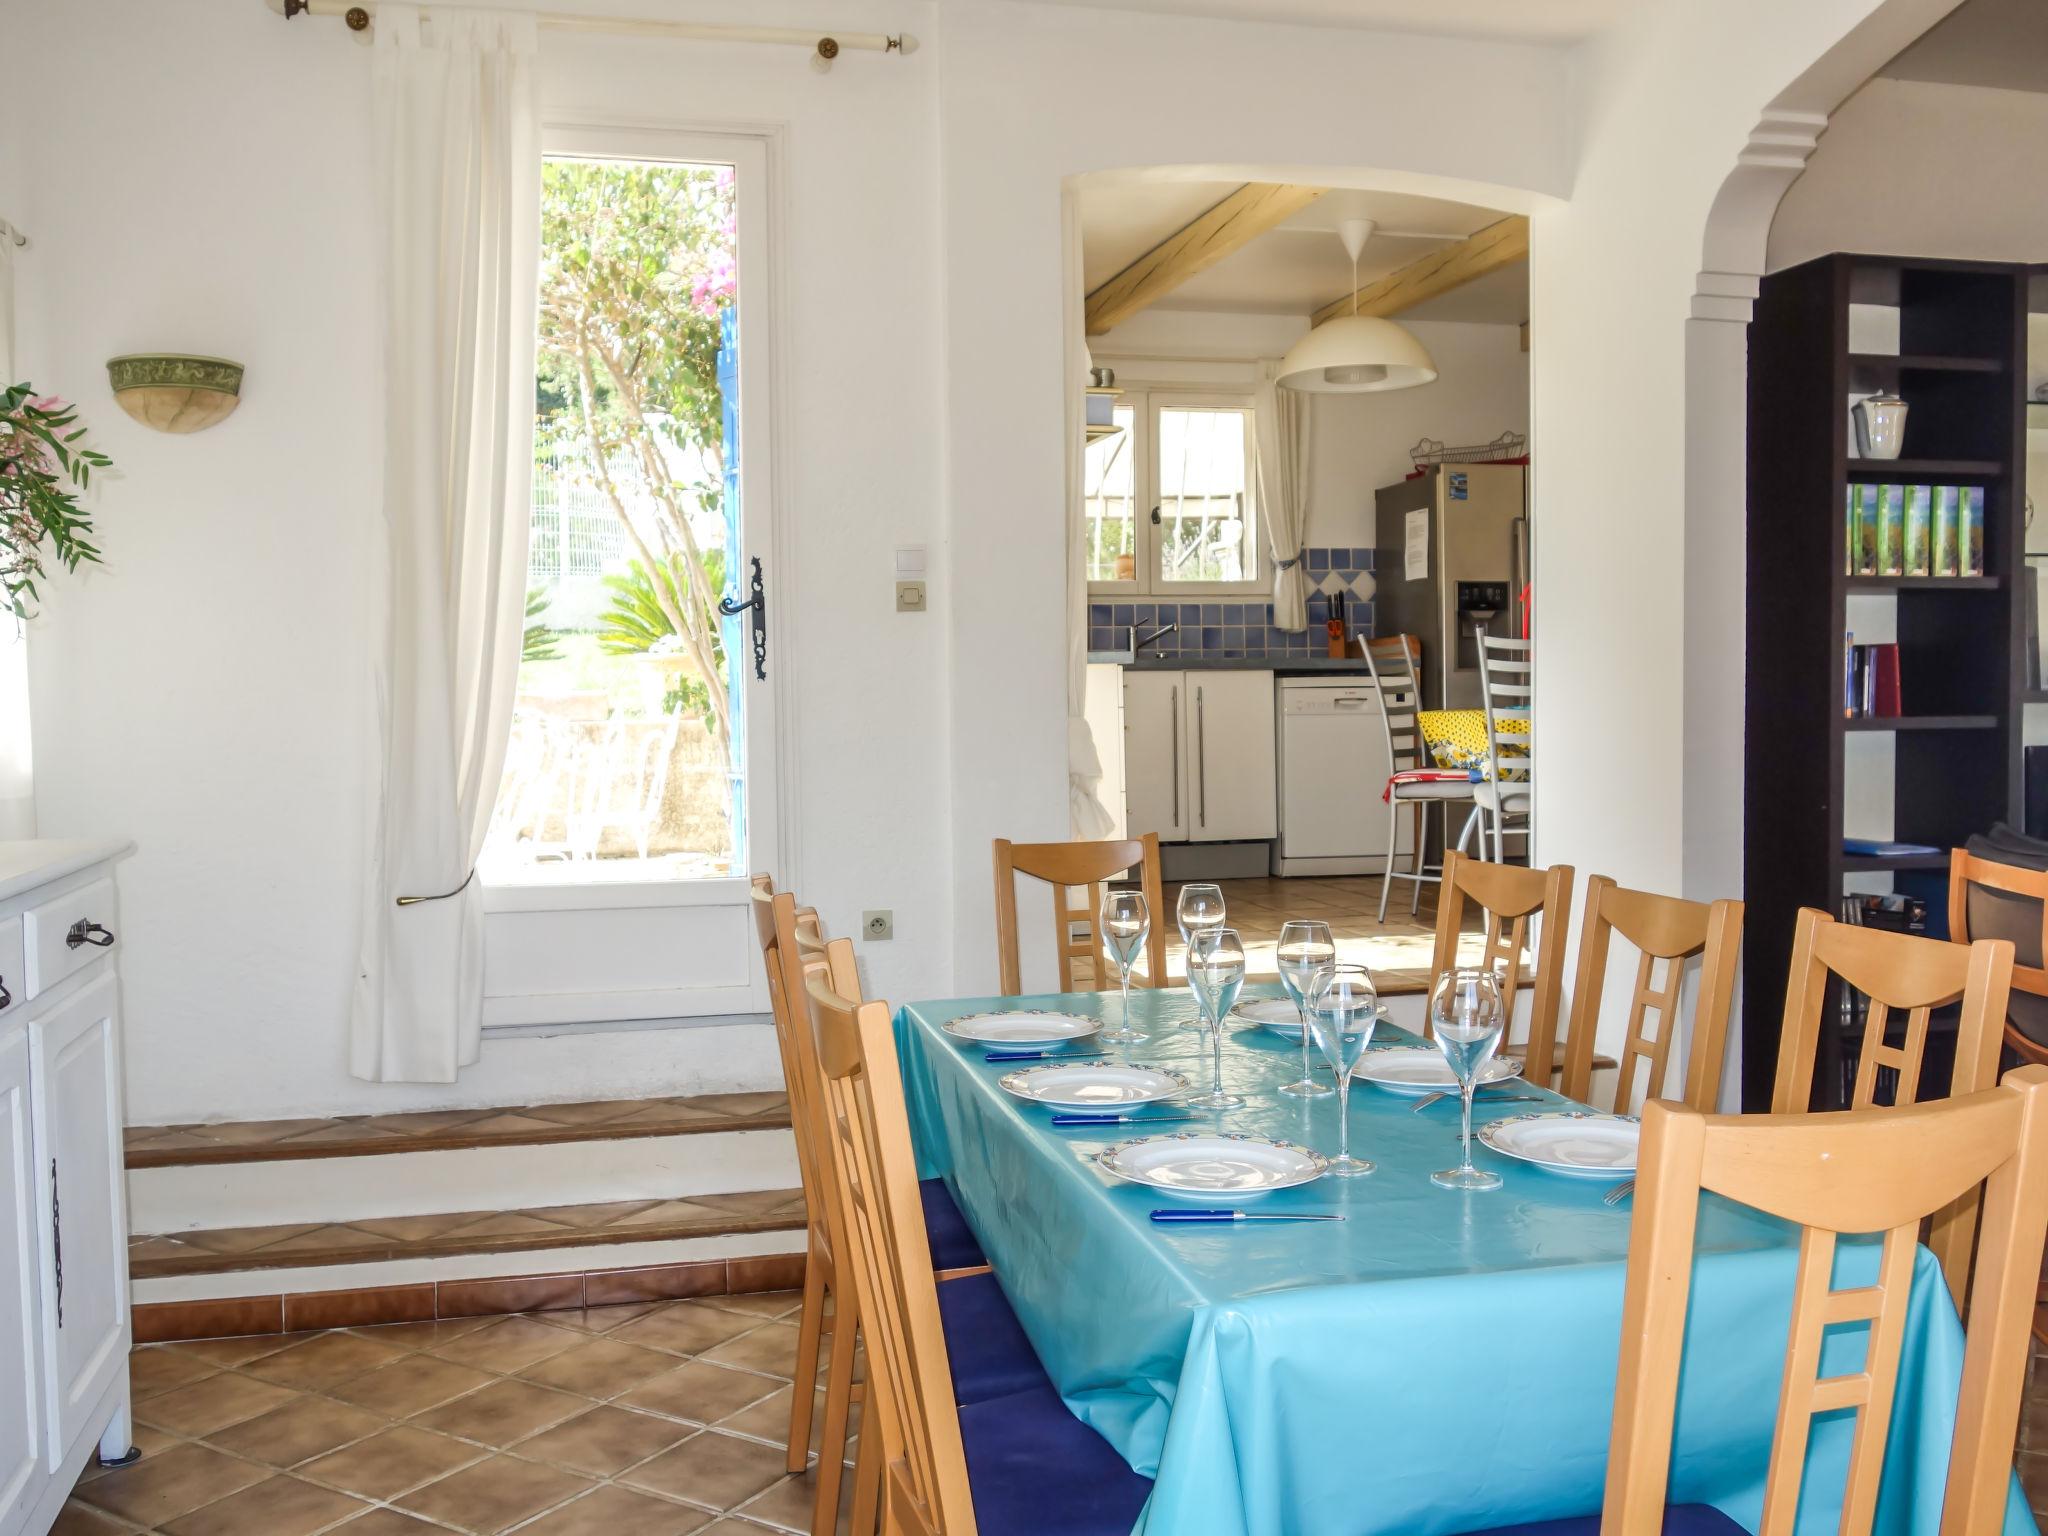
(1405, 509, 1429, 580)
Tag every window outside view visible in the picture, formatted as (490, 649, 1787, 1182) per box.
(1083, 404, 1137, 583)
(485, 156, 747, 881)
(1084, 398, 1257, 589)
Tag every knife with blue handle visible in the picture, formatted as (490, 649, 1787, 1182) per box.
(1050, 1111, 1201, 1126)
(984, 1048, 1111, 1063)
(1150, 1208, 1344, 1223)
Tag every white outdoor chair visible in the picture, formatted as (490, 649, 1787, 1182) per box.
(1361, 635, 1479, 921)
(1470, 628, 1533, 864)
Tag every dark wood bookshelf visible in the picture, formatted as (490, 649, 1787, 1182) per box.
(1744, 254, 2027, 1111)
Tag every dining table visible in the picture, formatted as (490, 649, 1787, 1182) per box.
(893, 983, 2034, 1536)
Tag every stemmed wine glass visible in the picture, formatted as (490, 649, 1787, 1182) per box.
(1429, 967, 1506, 1192)
(1098, 889, 1150, 1045)
(1175, 884, 1226, 1029)
(1275, 920, 1337, 1098)
(1184, 927, 1247, 1110)
(1306, 964, 1379, 1176)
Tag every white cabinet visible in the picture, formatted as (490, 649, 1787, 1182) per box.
(0, 842, 133, 1536)
(1121, 671, 1277, 844)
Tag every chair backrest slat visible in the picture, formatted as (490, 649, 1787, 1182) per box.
(1427, 850, 1573, 1086)
(1361, 634, 1428, 774)
(750, 876, 830, 1240)
(993, 834, 1168, 995)
(1559, 875, 1743, 1113)
(1476, 631, 1533, 799)
(1603, 1069, 2048, 1536)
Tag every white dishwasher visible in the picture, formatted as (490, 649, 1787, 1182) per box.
(1273, 677, 1410, 876)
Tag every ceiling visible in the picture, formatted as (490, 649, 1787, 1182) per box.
(1879, 0, 2048, 95)
(1079, 181, 1529, 326)
(991, 0, 1635, 43)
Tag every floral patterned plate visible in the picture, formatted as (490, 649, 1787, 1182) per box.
(1096, 1132, 1328, 1198)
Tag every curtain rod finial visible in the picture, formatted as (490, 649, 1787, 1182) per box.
(891, 33, 918, 53)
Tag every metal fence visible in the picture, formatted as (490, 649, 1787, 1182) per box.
(529, 447, 636, 585)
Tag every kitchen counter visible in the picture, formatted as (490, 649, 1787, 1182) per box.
(1088, 653, 1372, 674)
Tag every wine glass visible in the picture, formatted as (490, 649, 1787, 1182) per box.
(1098, 889, 1150, 1044)
(1275, 920, 1337, 1098)
(1429, 967, 1506, 1192)
(1306, 964, 1379, 1176)
(1175, 884, 1226, 1029)
(1184, 927, 1247, 1110)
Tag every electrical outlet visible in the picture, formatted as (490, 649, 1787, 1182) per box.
(863, 910, 894, 942)
(895, 580, 926, 613)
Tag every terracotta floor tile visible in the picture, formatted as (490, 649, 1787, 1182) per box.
(519, 1099, 669, 1126)
(248, 1226, 395, 1258)
(129, 1345, 222, 1399)
(171, 1224, 327, 1256)
(395, 1453, 594, 1534)
(545, 1302, 668, 1335)
(328, 1355, 497, 1416)
(409, 1379, 587, 1446)
(349, 1212, 481, 1243)
(448, 1212, 584, 1240)
(518, 1337, 680, 1397)
(621, 1430, 789, 1513)
(714, 1386, 831, 1452)
(329, 1509, 453, 1534)
(513, 1406, 694, 1477)
(73, 1423, 183, 1485)
(619, 1362, 782, 1427)
(201, 1393, 388, 1467)
(160, 1472, 368, 1536)
(239, 1329, 412, 1391)
(513, 1482, 715, 1535)
(350, 1316, 493, 1349)
(72, 1443, 273, 1527)
(459, 1113, 570, 1138)
(698, 1325, 798, 1380)
(430, 1315, 584, 1373)
(601, 1199, 728, 1231)
(164, 1334, 302, 1369)
(610, 1303, 759, 1357)
(703, 1293, 802, 1321)
(300, 1426, 488, 1500)
(49, 1504, 133, 1536)
(136, 1373, 303, 1436)
(521, 1201, 663, 1230)
(733, 1463, 855, 1535)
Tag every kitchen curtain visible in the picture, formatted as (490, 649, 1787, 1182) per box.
(354, 3, 539, 1082)
(1257, 366, 1313, 632)
(1063, 189, 1115, 838)
(0, 230, 31, 841)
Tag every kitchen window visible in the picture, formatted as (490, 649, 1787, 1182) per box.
(1086, 389, 1264, 596)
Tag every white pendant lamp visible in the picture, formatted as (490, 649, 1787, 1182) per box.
(1278, 219, 1437, 394)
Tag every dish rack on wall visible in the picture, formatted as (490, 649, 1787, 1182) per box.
(1408, 432, 1527, 470)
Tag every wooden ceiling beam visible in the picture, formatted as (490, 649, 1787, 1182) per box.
(1308, 214, 1530, 329)
(1084, 183, 1328, 336)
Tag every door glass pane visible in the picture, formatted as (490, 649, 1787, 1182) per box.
(1084, 405, 1137, 582)
(1157, 405, 1255, 584)
(486, 154, 745, 882)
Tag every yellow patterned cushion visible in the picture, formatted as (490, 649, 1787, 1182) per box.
(1418, 709, 1529, 777)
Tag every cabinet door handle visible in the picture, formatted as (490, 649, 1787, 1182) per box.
(50, 1159, 61, 1328)
(66, 919, 115, 950)
(0, 975, 9, 1010)
(1169, 686, 1180, 830)
(1196, 686, 1207, 829)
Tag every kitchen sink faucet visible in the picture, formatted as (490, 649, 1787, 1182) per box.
(1133, 622, 1177, 655)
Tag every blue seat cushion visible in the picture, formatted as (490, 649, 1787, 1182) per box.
(921, 1177, 987, 1271)
(938, 1271, 1047, 1406)
(957, 1385, 1153, 1536)
(1464, 1507, 1745, 1535)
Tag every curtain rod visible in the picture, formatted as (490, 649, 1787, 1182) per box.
(266, 0, 917, 67)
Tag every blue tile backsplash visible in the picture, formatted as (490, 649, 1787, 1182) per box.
(1087, 547, 1375, 661)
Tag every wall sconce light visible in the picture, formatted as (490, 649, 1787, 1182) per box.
(105, 354, 244, 434)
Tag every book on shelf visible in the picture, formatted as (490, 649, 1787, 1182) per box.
(1903, 484, 1931, 576)
(1840, 483, 1989, 580)
(1853, 485, 1879, 575)
(1965, 485, 1986, 576)
(1842, 639, 1901, 718)
(1842, 837, 1942, 858)
(1933, 485, 1961, 577)
(1877, 483, 1905, 576)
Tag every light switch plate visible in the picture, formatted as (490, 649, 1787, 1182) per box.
(895, 580, 927, 613)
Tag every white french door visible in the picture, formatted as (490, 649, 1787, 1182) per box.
(481, 124, 785, 1028)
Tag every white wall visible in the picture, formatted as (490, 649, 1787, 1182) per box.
(1092, 307, 1529, 550)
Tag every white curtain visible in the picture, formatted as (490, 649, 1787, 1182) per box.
(354, 3, 539, 1082)
(1062, 190, 1114, 838)
(1257, 367, 1313, 632)
(0, 231, 32, 841)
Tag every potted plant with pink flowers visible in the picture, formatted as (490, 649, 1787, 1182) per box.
(0, 384, 110, 620)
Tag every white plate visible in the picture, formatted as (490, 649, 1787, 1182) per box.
(1355, 1046, 1523, 1096)
(999, 1063, 1190, 1108)
(1096, 1132, 1327, 1198)
(1479, 1112, 1639, 1179)
(942, 1010, 1101, 1045)
(1230, 997, 1390, 1040)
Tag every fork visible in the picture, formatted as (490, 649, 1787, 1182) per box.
(1603, 1179, 1635, 1206)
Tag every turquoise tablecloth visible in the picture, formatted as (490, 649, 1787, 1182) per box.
(894, 985, 2036, 1536)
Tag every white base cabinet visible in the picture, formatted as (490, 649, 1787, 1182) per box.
(0, 842, 134, 1536)
(1122, 671, 1277, 845)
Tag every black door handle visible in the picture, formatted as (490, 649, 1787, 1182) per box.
(718, 556, 767, 681)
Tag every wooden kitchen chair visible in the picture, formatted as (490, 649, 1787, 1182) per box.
(805, 943, 1153, 1536)
(1771, 904, 2013, 1306)
(1948, 846, 2048, 1068)
(1467, 1067, 2048, 1536)
(992, 833, 1168, 994)
(1558, 877, 1743, 1114)
(1427, 850, 1574, 1089)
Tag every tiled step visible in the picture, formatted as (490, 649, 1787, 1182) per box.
(130, 1189, 808, 1280)
(126, 1090, 791, 1169)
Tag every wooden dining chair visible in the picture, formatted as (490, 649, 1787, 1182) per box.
(1427, 849, 1574, 1089)
(1558, 876, 1743, 1114)
(1949, 846, 2048, 1069)
(804, 943, 1153, 1536)
(1470, 1066, 2048, 1536)
(1771, 904, 2014, 1307)
(992, 833, 1168, 995)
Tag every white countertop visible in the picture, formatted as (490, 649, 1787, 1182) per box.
(0, 839, 135, 904)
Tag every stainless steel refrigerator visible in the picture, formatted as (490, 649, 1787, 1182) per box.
(1372, 464, 1529, 709)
